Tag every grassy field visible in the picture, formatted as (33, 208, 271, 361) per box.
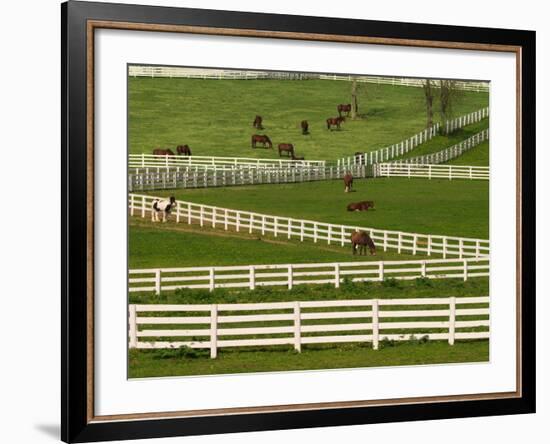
(445, 140, 489, 166)
(128, 78, 489, 160)
(129, 218, 425, 269)
(396, 118, 489, 161)
(129, 340, 488, 378)
(143, 177, 489, 239)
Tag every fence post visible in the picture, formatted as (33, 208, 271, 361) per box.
(209, 267, 215, 292)
(443, 237, 447, 259)
(261, 215, 266, 235)
(141, 195, 146, 218)
(398, 232, 402, 254)
(459, 238, 464, 259)
(300, 221, 305, 242)
(340, 226, 345, 247)
(128, 305, 137, 348)
(448, 297, 456, 345)
(372, 300, 379, 350)
(378, 262, 384, 281)
(210, 304, 218, 358)
(334, 263, 340, 288)
(384, 232, 388, 252)
(287, 219, 292, 239)
(274, 217, 278, 237)
(327, 225, 332, 245)
(293, 301, 301, 352)
(249, 265, 255, 290)
(427, 235, 432, 256)
(288, 265, 293, 290)
(313, 223, 318, 243)
(152, 269, 161, 295)
(463, 259, 468, 281)
(249, 214, 254, 234)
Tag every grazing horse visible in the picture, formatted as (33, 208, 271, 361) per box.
(153, 148, 175, 156)
(253, 115, 263, 129)
(176, 144, 192, 156)
(301, 120, 309, 135)
(326, 116, 344, 130)
(338, 104, 352, 117)
(343, 173, 353, 192)
(151, 196, 176, 223)
(278, 143, 295, 157)
(347, 201, 375, 212)
(251, 134, 273, 149)
(351, 230, 376, 256)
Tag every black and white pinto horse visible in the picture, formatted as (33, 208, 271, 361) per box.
(151, 196, 176, 222)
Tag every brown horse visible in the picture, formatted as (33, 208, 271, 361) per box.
(251, 134, 273, 149)
(351, 230, 376, 255)
(338, 104, 352, 117)
(153, 148, 175, 156)
(326, 116, 344, 130)
(253, 115, 263, 130)
(278, 143, 295, 157)
(347, 201, 375, 211)
(301, 120, 309, 135)
(343, 173, 353, 192)
(176, 144, 192, 156)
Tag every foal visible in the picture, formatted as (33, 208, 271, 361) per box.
(151, 196, 176, 222)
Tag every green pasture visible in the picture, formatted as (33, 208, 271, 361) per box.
(445, 140, 490, 166)
(129, 340, 488, 378)
(129, 218, 423, 269)
(128, 77, 488, 160)
(142, 177, 489, 239)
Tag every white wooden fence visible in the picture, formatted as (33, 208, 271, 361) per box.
(392, 129, 489, 166)
(128, 66, 489, 92)
(337, 123, 441, 168)
(128, 296, 490, 357)
(129, 154, 326, 170)
(337, 107, 489, 169)
(445, 107, 489, 134)
(129, 257, 489, 294)
(129, 194, 490, 258)
(128, 164, 368, 192)
(376, 164, 489, 180)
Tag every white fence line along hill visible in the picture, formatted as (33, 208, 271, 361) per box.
(390, 129, 489, 166)
(376, 164, 489, 181)
(129, 296, 490, 358)
(337, 107, 489, 169)
(129, 257, 489, 294)
(128, 65, 489, 92)
(129, 154, 326, 170)
(129, 194, 490, 259)
(128, 164, 369, 192)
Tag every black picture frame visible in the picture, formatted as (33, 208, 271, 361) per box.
(61, 1, 536, 442)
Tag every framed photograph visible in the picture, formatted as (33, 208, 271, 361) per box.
(62, 1, 535, 442)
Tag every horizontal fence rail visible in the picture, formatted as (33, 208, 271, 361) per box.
(129, 194, 490, 258)
(337, 107, 489, 169)
(129, 257, 490, 294)
(128, 66, 489, 92)
(376, 164, 489, 180)
(389, 129, 489, 166)
(128, 164, 369, 192)
(128, 296, 490, 357)
(129, 154, 326, 170)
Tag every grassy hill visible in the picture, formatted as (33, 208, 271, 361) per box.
(128, 77, 489, 160)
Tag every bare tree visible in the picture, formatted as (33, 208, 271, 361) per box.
(439, 79, 462, 133)
(422, 79, 435, 128)
(351, 79, 358, 119)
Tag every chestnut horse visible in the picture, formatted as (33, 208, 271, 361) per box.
(153, 148, 175, 156)
(326, 116, 344, 130)
(278, 143, 295, 157)
(347, 201, 375, 211)
(176, 144, 192, 156)
(343, 173, 353, 192)
(301, 120, 309, 135)
(253, 115, 263, 130)
(351, 230, 376, 256)
(338, 104, 352, 117)
(251, 134, 273, 149)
